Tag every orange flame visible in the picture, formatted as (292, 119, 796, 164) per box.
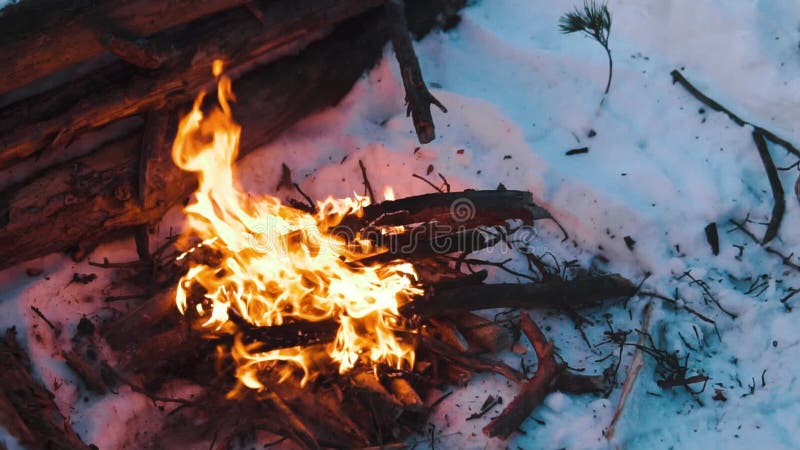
(172, 61, 420, 390)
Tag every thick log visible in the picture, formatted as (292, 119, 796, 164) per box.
(0, 328, 91, 450)
(0, 14, 373, 270)
(401, 274, 637, 317)
(0, 0, 383, 169)
(113, 274, 636, 362)
(0, 0, 248, 96)
(0, 0, 462, 271)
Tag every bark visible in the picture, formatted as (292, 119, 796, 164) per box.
(0, 0, 383, 169)
(0, 0, 250, 96)
(0, 0, 463, 271)
(0, 328, 91, 450)
(0, 13, 375, 270)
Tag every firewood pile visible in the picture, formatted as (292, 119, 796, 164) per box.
(1, 185, 640, 448)
(0, 1, 652, 449)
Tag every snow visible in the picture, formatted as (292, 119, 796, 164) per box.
(2, 0, 800, 448)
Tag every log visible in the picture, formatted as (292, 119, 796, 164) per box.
(0, 0, 383, 169)
(0, 0, 249, 96)
(0, 0, 463, 271)
(401, 274, 637, 317)
(114, 275, 636, 363)
(337, 190, 554, 233)
(0, 328, 91, 450)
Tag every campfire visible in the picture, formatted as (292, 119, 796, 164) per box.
(172, 61, 421, 389)
(92, 62, 634, 447)
(4, 0, 770, 449)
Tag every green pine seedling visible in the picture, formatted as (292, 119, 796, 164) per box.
(559, 1, 613, 95)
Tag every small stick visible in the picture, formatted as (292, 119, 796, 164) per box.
(704, 222, 719, 255)
(729, 218, 800, 272)
(411, 174, 443, 193)
(606, 302, 654, 442)
(385, 0, 447, 143)
(358, 159, 376, 202)
(243, 1, 267, 25)
(752, 131, 785, 244)
(292, 182, 317, 213)
(419, 334, 523, 384)
(30, 306, 55, 330)
(438, 173, 451, 193)
(670, 70, 800, 158)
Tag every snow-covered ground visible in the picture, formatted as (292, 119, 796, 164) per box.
(3, 0, 800, 448)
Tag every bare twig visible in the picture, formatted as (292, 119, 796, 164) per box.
(670, 69, 800, 158)
(30, 306, 56, 330)
(292, 183, 317, 214)
(752, 131, 785, 243)
(728, 218, 800, 272)
(358, 159, 376, 202)
(412, 173, 444, 193)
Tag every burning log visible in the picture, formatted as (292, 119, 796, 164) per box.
(0, 328, 92, 449)
(0, 0, 383, 168)
(105, 273, 636, 380)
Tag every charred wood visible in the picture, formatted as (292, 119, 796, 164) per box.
(402, 274, 637, 317)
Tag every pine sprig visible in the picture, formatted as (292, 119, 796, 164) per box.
(559, 1, 614, 95)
